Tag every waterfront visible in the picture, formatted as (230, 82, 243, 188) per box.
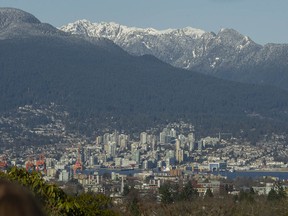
(217, 171, 288, 180)
(84, 168, 143, 176)
(83, 168, 288, 181)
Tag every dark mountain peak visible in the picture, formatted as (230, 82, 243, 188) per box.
(217, 28, 240, 36)
(216, 28, 249, 44)
(200, 31, 216, 40)
(0, 8, 40, 28)
(0, 7, 127, 58)
(0, 7, 68, 39)
(212, 28, 261, 53)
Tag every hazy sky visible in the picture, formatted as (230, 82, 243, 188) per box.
(0, 0, 287, 44)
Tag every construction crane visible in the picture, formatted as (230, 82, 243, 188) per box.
(35, 154, 46, 174)
(25, 156, 35, 172)
(0, 155, 8, 170)
(73, 145, 82, 175)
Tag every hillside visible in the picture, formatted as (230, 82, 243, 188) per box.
(1, 8, 288, 140)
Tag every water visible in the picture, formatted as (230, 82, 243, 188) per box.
(84, 168, 288, 180)
(84, 168, 142, 176)
(215, 171, 288, 180)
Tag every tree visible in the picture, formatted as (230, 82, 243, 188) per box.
(123, 184, 130, 196)
(129, 197, 140, 216)
(123, 187, 140, 216)
(249, 187, 255, 195)
(275, 181, 286, 200)
(75, 192, 117, 216)
(179, 181, 198, 201)
(0, 167, 116, 215)
(267, 182, 287, 201)
(0, 167, 76, 215)
(204, 188, 213, 198)
(159, 183, 173, 204)
(267, 188, 278, 201)
(238, 188, 254, 203)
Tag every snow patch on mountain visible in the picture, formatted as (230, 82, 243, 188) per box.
(60, 20, 288, 89)
(60, 20, 205, 39)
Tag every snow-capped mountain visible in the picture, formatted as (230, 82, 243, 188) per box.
(2, 7, 288, 139)
(60, 20, 206, 67)
(61, 19, 205, 39)
(60, 20, 288, 89)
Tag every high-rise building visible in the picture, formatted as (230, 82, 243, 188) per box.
(115, 158, 122, 167)
(175, 139, 181, 152)
(170, 128, 176, 138)
(167, 150, 175, 158)
(111, 130, 119, 145)
(95, 136, 102, 146)
(103, 133, 110, 145)
(176, 149, 184, 163)
(59, 170, 70, 182)
(165, 157, 175, 168)
(147, 134, 157, 150)
(133, 150, 141, 164)
(89, 155, 95, 166)
(140, 132, 147, 144)
(188, 133, 195, 151)
(159, 132, 166, 144)
(178, 134, 186, 148)
(82, 147, 91, 164)
(160, 128, 172, 143)
(130, 142, 139, 152)
(108, 142, 117, 158)
(198, 140, 203, 151)
(119, 136, 128, 150)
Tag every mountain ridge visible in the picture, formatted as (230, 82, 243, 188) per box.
(1, 8, 288, 141)
(61, 19, 206, 38)
(60, 20, 288, 90)
(0, 7, 40, 26)
(0, 8, 68, 39)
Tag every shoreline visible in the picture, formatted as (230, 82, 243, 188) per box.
(235, 169, 288, 173)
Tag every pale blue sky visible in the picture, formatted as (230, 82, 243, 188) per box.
(0, 0, 287, 44)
